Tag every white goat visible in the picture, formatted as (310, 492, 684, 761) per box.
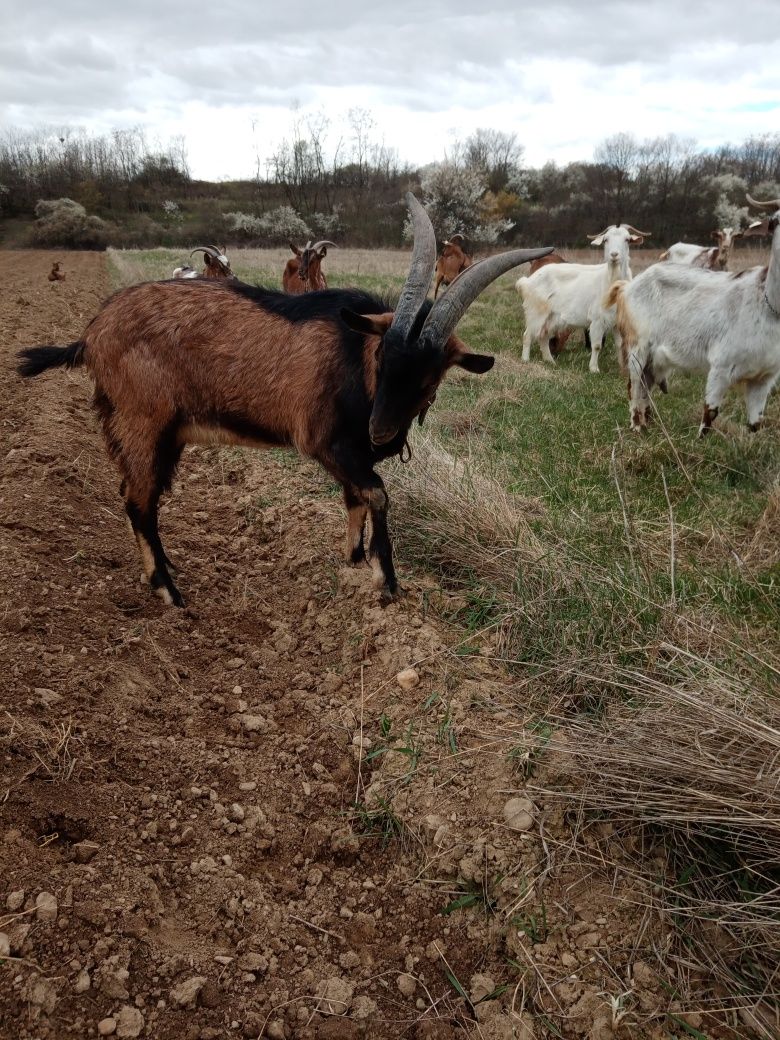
(660, 226, 744, 271)
(608, 194, 780, 435)
(516, 224, 650, 373)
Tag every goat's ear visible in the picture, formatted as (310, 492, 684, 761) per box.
(589, 235, 605, 247)
(628, 234, 644, 245)
(454, 352, 495, 374)
(289, 242, 301, 256)
(340, 310, 394, 336)
(203, 253, 215, 267)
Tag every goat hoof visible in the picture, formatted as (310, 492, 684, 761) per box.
(378, 584, 400, 606)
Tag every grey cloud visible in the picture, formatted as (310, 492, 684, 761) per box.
(1, 0, 779, 152)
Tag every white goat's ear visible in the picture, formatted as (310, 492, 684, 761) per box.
(628, 234, 644, 245)
(589, 234, 606, 247)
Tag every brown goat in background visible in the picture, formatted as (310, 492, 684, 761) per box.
(19, 195, 551, 608)
(48, 262, 65, 283)
(283, 240, 335, 293)
(433, 235, 472, 298)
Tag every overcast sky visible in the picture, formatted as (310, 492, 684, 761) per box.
(2, 1, 779, 180)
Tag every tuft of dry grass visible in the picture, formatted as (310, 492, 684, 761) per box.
(535, 655, 780, 1032)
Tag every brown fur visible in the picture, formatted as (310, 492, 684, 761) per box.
(434, 239, 472, 298)
(48, 262, 65, 282)
(45, 283, 476, 605)
(529, 252, 566, 275)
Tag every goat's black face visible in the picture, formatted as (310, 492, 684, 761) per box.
(369, 339, 446, 445)
(340, 310, 495, 447)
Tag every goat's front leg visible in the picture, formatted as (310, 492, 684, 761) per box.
(343, 484, 368, 564)
(587, 318, 605, 373)
(362, 476, 397, 602)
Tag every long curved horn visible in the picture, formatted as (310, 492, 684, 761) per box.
(746, 193, 780, 211)
(623, 224, 652, 237)
(587, 227, 613, 241)
(421, 246, 554, 345)
(190, 246, 219, 259)
(389, 192, 437, 341)
(311, 240, 336, 254)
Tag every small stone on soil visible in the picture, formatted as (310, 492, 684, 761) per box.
(116, 1005, 145, 1038)
(397, 973, 416, 997)
(502, 796, 535, 832)
(170, 975, 208, 1008)
(35, 891, 58, 922)
(396, 667, 420, 691)
(97, 1018, 117, 1036)
(6, 890, 24, 912)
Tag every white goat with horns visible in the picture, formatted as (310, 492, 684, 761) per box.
(516, 223, 650, 373)
(660, 225, 745, 271)
(607, 193, 780, 435)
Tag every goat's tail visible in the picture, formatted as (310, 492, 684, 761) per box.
(17, 341, 85, 378)
(604, 282, 633, 374)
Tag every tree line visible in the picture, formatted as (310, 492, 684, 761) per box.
(1, 118, 778, 249)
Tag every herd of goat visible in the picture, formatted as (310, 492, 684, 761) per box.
(18, 191, 780, 607)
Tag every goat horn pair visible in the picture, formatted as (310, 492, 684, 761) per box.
(190, 246, 221, 259)
(747, 193, 780, 211)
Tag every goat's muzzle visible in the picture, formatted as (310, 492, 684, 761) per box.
(369, 420, 398, 446)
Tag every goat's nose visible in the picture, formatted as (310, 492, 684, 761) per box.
(610, 251, 619, 261)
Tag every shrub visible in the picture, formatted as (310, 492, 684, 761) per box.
(224, 205, 311, 243)
(33, 197, 109, 249)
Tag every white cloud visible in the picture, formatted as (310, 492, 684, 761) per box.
(2, 1, 778, 179)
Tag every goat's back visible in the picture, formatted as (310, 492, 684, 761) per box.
(82, 281, 386, 448)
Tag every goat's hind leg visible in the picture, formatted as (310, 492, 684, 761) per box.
(699, 365, 733, 437)
(743, 374, 776, 432)
(124, 493, 183, 606)
(118, 426, 183, 606)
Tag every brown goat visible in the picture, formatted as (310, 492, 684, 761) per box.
(173, 246, 232, 280)
(433, 235, 472, 298)
(283, 240, 335, 293)
(48, 262, 65, 283)
(19, 194, 551, 608)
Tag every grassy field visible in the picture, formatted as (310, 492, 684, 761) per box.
(108, 245, 780, 653)
(108, 247, 780, 1026)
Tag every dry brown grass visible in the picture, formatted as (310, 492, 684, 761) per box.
(535, 657, 780, 1035)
